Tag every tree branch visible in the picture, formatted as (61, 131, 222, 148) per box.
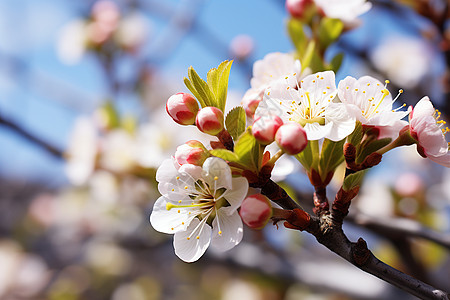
(0, 115, 64, 159)
(347, 212, 450, 250)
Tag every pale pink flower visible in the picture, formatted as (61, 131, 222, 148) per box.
(150, 157, 248, 262)
(409, 96, 450, 167)
(315, 0, 371, 25)
(256, 71, 355, 141)
(275, 122, 308, 155)
(195, 107, 224, 135)
(166, 93, 199, 125)
(338, 76, 409, 139)
(239, 194, 272, 229)
(252, 115, 283, 145)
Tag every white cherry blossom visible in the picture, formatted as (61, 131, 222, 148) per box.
(338, 76, 409, 139)
(409, 97, 450, 167)
(255, 71, 355, 141)
(150, 157, 248, 262)
(315, 0, 371, 25)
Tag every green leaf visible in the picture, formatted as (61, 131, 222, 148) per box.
(356, 138, 392, 164)
(287, 18, 308, 57)
(318, 17, 344, 50)
(319, 138, 345, 180)
(207, 60, 233, 111)
(210, 149, 240, 163)
(347, 121, 363, 146)
(329, 52, 344, 73)
(184, 77, 206, 107)
(188, 66, 216, 108)
(296, 140, 313, 170)
(234, 128, 262, 171)
(301, 40, 316, 72)
(102, 101, 120, 129)
(343, 170, 366, 192)
(225, 106, 246, 141)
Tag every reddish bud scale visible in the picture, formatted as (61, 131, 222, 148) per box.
(286, 0, 314, 18)
(252, 115, 283, 145)
(166, 93, 199, 125)
(275, 122, 308, 155)
(239, 194, 272, 229)
(195, 107, 224, 135)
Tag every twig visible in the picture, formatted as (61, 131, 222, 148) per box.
(0, 115, 64, 159)
(347, 212, 450, 251)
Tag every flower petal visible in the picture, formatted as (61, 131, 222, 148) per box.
(221, 177, 248, 214)
(411, 96, 434, 120)
(156, 158, 178, 183)
(150, 196, 193, 234)
(428, 153, 450, 168)
(416, 115, 448, 157)
(202, 157, 232, 190)
(303, 121, 332, 140)
(211, 207, 243, 252)
(325, 103, 356, 141)
(174, 218, 212, 262)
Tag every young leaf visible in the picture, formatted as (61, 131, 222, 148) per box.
(343, 170, 366, 192)
(347, 121, 363, 146)
(207, 60, 233, 112)
(225, 106, 246, 141)
(210, 149, 240, 163)
(287, 18, 308, 57)
(301, 40, 316, 72)
(188, 66, 216, 108)
(318, 17, 344, 50)
(329, 52, 344, 73)
(296, 140, 313, 170)
(184, 77, 206, 107)
(356, 138, 392, 164)
(234, 128, 261, 171)
(319, 138, 345, 180)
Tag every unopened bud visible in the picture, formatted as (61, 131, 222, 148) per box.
(239, 194, 272, 229)
(195, 107, 224, 135)
(166, 93, 199, 125)
(275, 122, 308, 155)
(175, 140, 209, 166)
(252, 115, 283, 145)
(242, 89, 262, 119)
(286, 0, 314, 19)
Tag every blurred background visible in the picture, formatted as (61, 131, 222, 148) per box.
(0, 0, 449, 299)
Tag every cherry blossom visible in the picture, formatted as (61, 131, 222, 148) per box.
(338, 76, 410, 139)
(150, 157, 248, 262)
(315, 0, 371, 25)
(409, 96, 450, 167)
(255, 71, 355, 141)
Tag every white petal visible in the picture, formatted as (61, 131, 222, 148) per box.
(304, 122, 332, 140)
(221, 177, 249, 214)
(178, 164, 203, 180)
(211, 207, 243, 252)
(416, 116, 448, 157)
(377, 120, 408, 140)
(203, 157, 232, 189)
(325, 103, 356, 141)
(411, 96, 434, 120)
(174, 218, 212, 262)
(156, 158, 178, 183)
(150, 196, 193, 234)
(428, 153, 450, 168)
(301, 71, 336, 104)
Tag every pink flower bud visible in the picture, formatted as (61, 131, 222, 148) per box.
(175, 140, 209, 166)
(229, 34, 254, 60)
(252, 115, 283, 145)
(241, 88, 262, 119)
(195, 107, 224, 135)
(166, 93, 199, 125)
(240, 194, 272, 229)
(275, 122, 308, 155)
(286, 0, 314, 18)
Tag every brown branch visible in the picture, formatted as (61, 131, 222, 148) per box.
(302, 214, 450, 300)
(347, 212, 450, 251)
(260, 179, 301, 210)
(0, 115, 64, 159)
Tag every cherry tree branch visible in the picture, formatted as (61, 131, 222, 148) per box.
(266, 180, 449, 300)
(0, 115, 64, 159)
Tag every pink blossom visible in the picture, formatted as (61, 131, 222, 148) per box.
(239, 194, 272, 229)
(175, 140, 209, 166)
(409, 97, 450, 167)
(252, 115, 283, 145)
(275, 122, 308, 155)
(195, 107, 224, 135)
(166, 93, 199, 125)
